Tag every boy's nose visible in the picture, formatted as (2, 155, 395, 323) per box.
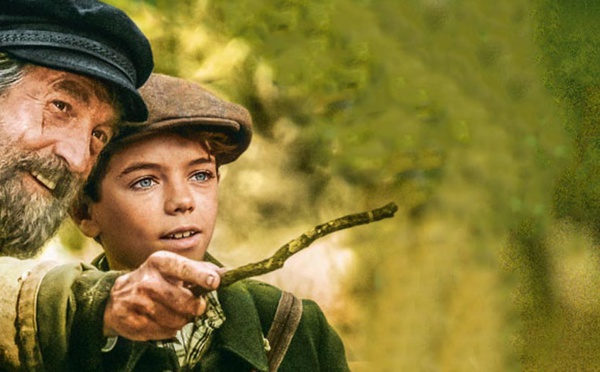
(164, 183, 195, 215)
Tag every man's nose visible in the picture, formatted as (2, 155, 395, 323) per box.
(164, 182, 195, 215)
(48, 128, 92, 176)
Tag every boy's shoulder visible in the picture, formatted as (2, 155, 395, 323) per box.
(233, 279, 282, 300)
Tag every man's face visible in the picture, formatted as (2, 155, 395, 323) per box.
(0, 65, 119, 257)
(83, 132, 219, 270)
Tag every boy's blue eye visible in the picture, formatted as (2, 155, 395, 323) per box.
(192, 171, 211, 182)
(133, 178, 155, 189)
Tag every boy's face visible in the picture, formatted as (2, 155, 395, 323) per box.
(82, 132, 219, 270)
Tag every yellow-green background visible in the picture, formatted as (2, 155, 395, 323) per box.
(41, 0, 600, 370)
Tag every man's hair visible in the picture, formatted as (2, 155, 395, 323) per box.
(0, 52, 123, 116)
(0, 52, 25, 95)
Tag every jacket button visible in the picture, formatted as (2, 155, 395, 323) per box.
(17, 270, 31, 282)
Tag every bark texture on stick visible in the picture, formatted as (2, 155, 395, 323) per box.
(220, 202, 398, 287)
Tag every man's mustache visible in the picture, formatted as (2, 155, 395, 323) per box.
(10, 152, 83, 200)
(0, 149, 84, 258)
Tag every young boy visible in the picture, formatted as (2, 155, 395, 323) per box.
(71, 73, 350, 371)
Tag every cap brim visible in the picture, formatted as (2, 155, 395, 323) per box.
(4, 47, 148, 122)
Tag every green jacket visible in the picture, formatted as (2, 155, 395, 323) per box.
(69, 277, 350, 371)
(0, 256, 349, 371)
(0, 257, 120, 371)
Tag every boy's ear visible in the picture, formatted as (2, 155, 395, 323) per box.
(70, 195, 101, 238)
(79, 218, 101, 239)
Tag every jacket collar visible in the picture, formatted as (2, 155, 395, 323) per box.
(215, 281, 269, 371)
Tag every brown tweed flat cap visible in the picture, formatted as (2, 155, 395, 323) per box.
(115, 73, 253, 165)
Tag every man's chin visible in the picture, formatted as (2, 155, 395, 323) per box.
(0, 208, 63, 259)
(0, 183, 69, 258)
(0, 241, 47, 259)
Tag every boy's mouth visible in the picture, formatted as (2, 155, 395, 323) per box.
(162, 230, 199, 240)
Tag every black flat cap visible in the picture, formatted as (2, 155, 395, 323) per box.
(117, 73, 253, 165)
(0, 0, 153, 121)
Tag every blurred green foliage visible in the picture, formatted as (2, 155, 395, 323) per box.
(47, 0, 600, 369)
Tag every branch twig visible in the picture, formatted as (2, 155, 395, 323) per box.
(219, 201, 398, 287)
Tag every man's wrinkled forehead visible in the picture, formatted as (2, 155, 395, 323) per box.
(52, 74, 118, 112)
(53, 80, 93, 105)
(32, 67, 122, 123)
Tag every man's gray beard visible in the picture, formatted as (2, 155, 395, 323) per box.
(0, 144, 82, 258)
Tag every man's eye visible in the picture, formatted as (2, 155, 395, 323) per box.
(51, 100, 71, 112)
(92, 129, 111, 144)
(132, 178, 156, 189)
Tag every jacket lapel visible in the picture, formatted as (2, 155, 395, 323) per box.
(213, 281, 269, 371)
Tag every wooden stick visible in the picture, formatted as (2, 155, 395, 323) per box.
(219, 202, 398, 287)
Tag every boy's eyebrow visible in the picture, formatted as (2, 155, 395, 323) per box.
(117, 163, 160, 178)
(188, 157, 214, 167)
(117, 156, 214, 178)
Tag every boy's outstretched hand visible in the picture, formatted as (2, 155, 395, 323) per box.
(102, 251, 223, 341)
